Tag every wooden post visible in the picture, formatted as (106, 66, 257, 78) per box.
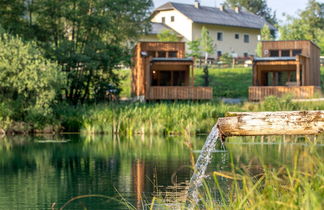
(217, 111, 324, 138)
(296, 61, 301, 86)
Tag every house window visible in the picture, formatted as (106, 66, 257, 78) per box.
(168, 51, 177, 57)
(217, 32, 223, 41)
(235, 34, 239, 39)
(243, 52, 248, 57)
(171, 16, 175, 22)
(269, 50, 279, 57)
(162, 17, 165, 23)
(292, 49, 302, 56)
(243, 34, 249, 43)
(281, 50, 290, 57)
(158, 51, 166, 57)
(217, 51, 222, 57)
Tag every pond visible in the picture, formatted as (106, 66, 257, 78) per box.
(0, 135, 323, 209)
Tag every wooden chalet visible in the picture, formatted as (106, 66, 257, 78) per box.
(249, 40, 321, 101)
(132, 42, 212, 100)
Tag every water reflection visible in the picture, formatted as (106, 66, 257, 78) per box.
(0, 135, 323, 209)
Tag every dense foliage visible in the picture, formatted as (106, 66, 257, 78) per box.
(0, 0, 153, 104)
(280, 0, 324, 48)
(0, 33, 65, 128)
(157, 29, 180, 42)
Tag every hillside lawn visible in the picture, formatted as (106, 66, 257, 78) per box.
(118, 66, 324, 98)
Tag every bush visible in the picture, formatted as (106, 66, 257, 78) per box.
(0, 33, 66, 129)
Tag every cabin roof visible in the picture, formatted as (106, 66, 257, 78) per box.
(154, 2, 276, 30)
(151, 58, 193, 62)
(254, 57, 296, 62)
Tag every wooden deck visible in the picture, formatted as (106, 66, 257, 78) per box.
(249, 86, 321, 101)
(147, 86, 213, 100)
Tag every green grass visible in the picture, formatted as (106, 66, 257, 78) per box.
(189, 146, 324, 209)
(194, 67, 252, 98)
(51, 95, 324, 135)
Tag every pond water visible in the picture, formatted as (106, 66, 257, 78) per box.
(0, 135, 323, 209)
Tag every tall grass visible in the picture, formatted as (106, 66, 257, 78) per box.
(194, 147, 324, 209)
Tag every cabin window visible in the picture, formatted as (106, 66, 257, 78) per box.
(168, 51, 177, 57)
(243, 52, 248, 57)
(269, 50, 279, 57)
(162, 17, 165, 23)
(281, 50, 290, 57)
(235, 34, 239, 39)
(217, 51, 222, 57)
(158, 51, 166, 57)
(266, 71, 297, 86)
(243, 34, 249, 43)
(151, 70, 186, 86)
(217, 32, 223, 41)
(292, 49, 302, 56)
(148, 51, 156, 57)
(171, 16, 175, 22)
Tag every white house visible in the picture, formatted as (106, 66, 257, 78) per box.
(146, 1, 276, 58)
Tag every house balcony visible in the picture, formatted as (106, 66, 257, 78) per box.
(146, 86, 213, 100)
(249, 86, 321, 101)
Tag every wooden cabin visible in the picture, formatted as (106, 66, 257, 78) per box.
(132, 42, 213, 100)
(249, 40, 321, 101)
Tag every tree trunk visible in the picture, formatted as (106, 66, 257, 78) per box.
(217, 111, 324, 138)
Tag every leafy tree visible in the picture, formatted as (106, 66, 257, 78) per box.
(186, 39, 201, 58)
(224, 0, 277, 25)
(279, 0, 323, 43)
(220, 53, 233, 65)
(0, 33, 65, 125)
(0, 0, 153, 104)
(200, 26, 214, 86)
(157, 29, 180, 41)
(256, 24, 273, 56)
(200, 26, 214, 64)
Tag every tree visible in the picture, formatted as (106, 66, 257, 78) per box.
(256, 24, 273, 56)
(200, 26, 214, 64)
(0, 0, 153, 104)
(186, 39, 201, 58)
(279, 0, 324, 43)
(200, 27, 214, 86)
(0, 33, 65, 125)
(157, 29, 180, 41)
(224, 0, 277, 25)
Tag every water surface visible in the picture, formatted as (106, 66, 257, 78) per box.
(0, 135, 323, 209)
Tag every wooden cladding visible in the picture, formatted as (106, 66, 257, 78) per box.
(248, 86, 321, 101)
(147, 86, 213, 100)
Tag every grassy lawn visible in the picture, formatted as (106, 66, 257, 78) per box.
(194, 67, 252, 98)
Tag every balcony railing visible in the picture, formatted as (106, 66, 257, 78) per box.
(147, 86, 213, 100)
(249, 86, 321, 101)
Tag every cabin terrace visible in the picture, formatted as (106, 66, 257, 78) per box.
(132, 42, 213, 100)
(249, 40, 321, 101)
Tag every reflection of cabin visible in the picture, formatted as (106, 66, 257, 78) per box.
(249, 40, 321, 101)
(132, 42, 212, 100)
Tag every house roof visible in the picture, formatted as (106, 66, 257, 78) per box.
(148, 22, 183, 37)
(154, 2, 276, 31)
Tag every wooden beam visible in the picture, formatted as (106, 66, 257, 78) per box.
(217, 111, 324, 137)
(296, 62, 300, 86)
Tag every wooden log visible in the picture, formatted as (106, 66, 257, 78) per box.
(218, 111, 324, 138)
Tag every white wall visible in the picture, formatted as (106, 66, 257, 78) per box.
(192, 23, 260, 57)
(151, 10, 193, 42)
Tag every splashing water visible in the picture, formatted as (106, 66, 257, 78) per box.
(185, 125, 220, 209)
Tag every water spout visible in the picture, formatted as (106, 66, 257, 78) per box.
(185, 124, 220, 208)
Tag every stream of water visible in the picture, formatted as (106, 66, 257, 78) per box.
(186, 125, 220, 208)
